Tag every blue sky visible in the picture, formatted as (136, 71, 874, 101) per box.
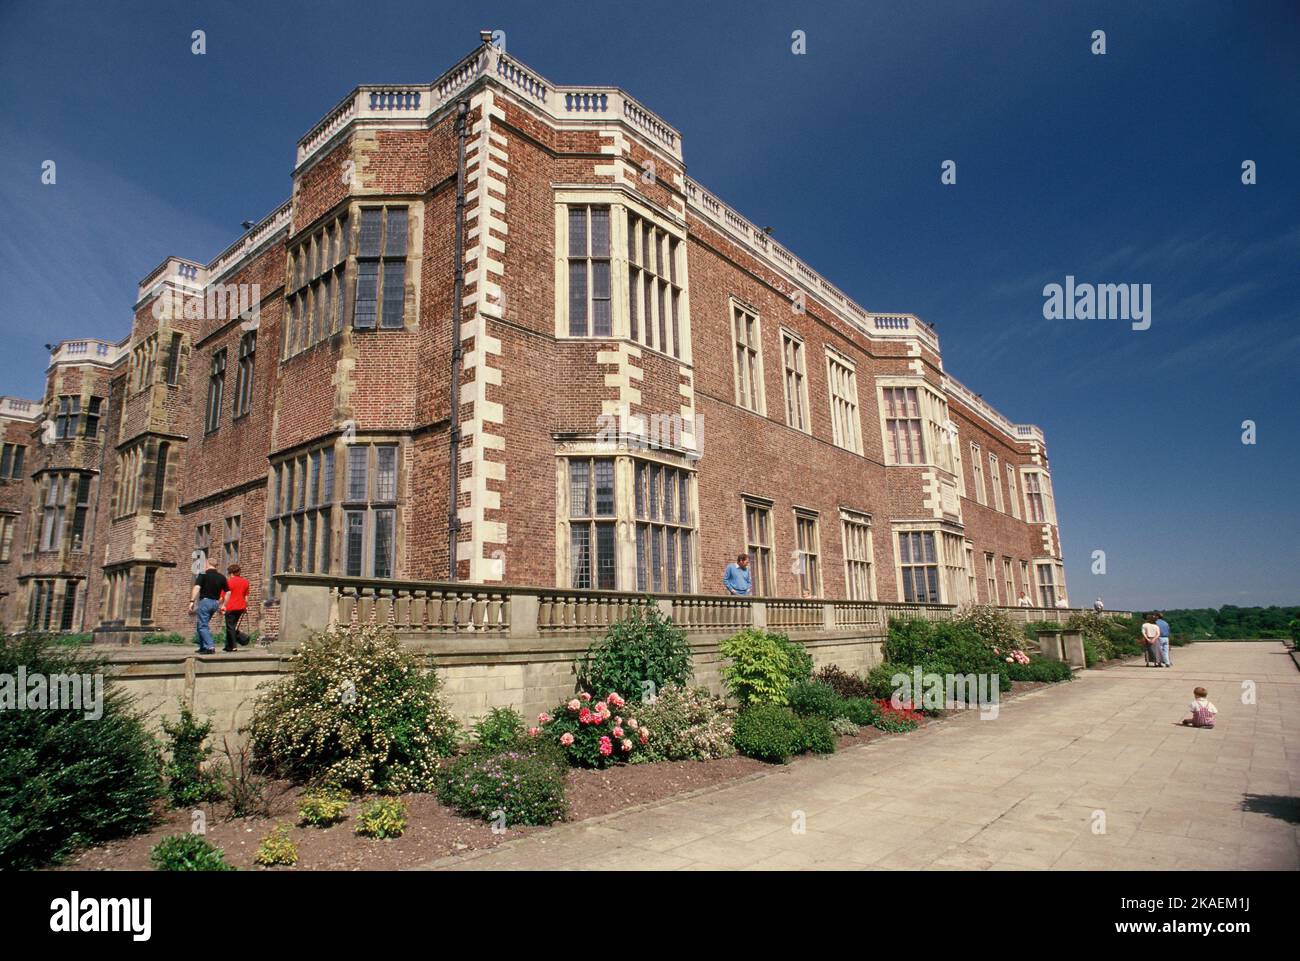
(1, 0, 1296, 609)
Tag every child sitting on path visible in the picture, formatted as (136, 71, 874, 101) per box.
(1181, 687, 1217, 728)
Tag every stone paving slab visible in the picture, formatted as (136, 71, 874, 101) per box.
(419, 641, 1300, 871)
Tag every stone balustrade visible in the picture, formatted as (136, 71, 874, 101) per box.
(105, 579, 1134, 744)
(275, 573, 965, 648)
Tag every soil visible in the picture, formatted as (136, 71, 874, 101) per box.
(52, 675, 1069, 871)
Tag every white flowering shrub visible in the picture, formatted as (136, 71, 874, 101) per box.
(632, 684, 736, 762)
(953, 605, 1021, 652)
(249, 626, 458, 793)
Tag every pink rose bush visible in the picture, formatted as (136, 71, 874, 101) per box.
(534, 689, 649, 768)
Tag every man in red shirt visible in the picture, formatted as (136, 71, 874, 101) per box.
(219, 564, 252, 652)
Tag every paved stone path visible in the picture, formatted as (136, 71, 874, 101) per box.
(423, 641, 1299, 870)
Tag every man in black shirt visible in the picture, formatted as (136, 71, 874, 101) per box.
(190, 557, 228, 654)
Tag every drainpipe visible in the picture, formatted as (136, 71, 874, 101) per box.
(447, 98, 469, 582)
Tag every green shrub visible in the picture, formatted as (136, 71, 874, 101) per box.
(837, 697, 880, 726)
(471, 706, 526, 753)
(632, 684, 736, 762)
(161, 703, 224, 807)
(830, 716, 860, 737)
(720, 629, 794, 706)
(150, 833, 234, 871)
(787, 678, 841, 718)
(141, 632, 188, 645)
(1066, 611, 1116, 661)
(298, 790, 350, 827)
(580, 605, 692, 702)
(437, 748, 567, 826)
(774, 634, 813, 683)
(731, 703, 804, 764)
(356, 797, 407, 839)
(1006, 657, 1074, 683)
(813, 664, 872, 700)
(249, 625, 458, 793)
(865, 663, 903, 700)
(884, 618, 1010, 700)
(1290, 619, 1300, 646)
(254, 825, 298, 866)
(0, 632, 163, 870)
(798, 715, 837, 754)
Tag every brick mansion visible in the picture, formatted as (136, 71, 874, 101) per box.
(0, 42, 1070, 641)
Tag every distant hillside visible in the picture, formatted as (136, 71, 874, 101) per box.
(1163, 606, 1300, 640)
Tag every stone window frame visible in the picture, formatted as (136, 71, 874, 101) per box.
(1006, 463, 1021, 519)
(970, 441, 987, 506)
(53, 395, 80, 440)
(840, 507, 876, 602)
(232, 330, 256, 419)
(988, 451, 1004, 513)
(340, 441, 401, 580)
(553, 187, 693, 364)
(204, 348, 226, 435)
(1022, 468, 1056, 525)
(875, 378, 961, 479)
(779, 327, 810, 434)
(1, 442, 26, 480)
(792, 507, 822, 598)
(984, 550, 999, 604)
(223, 514, 241, 568)
(131, 334, 158, 394)
(554, 441, 700, 593)
(266, 439, 339, 595)
(1035, 560, 1059, 607)
(1002, 555, 1016, 606)
(632, 458, 696, 594)
(825, 348, 862, 455)
(352, 205, 410, 332)
(731, 298, 767, 416)
(741, 494, 776, 598)
(892, 521, 969, 606)
(0, 513, 15, 563)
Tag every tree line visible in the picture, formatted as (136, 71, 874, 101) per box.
(1162, 605, 1300, 640)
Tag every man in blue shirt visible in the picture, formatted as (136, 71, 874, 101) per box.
(1155, 611, 1171, 668)
(723, 554, 752, 595)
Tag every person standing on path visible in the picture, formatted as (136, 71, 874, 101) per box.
(219, 563, 251, 652)
(723, 553, 752, 596)
(190, 557, 228, 655)
(1140, 613, 1160, 667)
(1155, 611, 1172, 667)
(1093, 597, 1105, 611)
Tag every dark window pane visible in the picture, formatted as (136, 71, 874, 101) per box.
(354, 262, 379, 328)
(568, 207, 587, 257)
(358, 209, 382, 257)
(384, 208, 407, 256)
(596, 522, 615, 589)
(594, 460, 614, 516)
(346, 512, 364, 576)
(571, 525, 591, 589)
(374, 510, 394, 578)
(380, 261, 405, 327)
(568, 261, 587, 335)
(347, 446, 368, 501)
(569, 460, 590, 517)
(590, 207, 609, 256)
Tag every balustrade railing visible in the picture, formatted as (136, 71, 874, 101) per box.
(275, 574, 970, 647)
